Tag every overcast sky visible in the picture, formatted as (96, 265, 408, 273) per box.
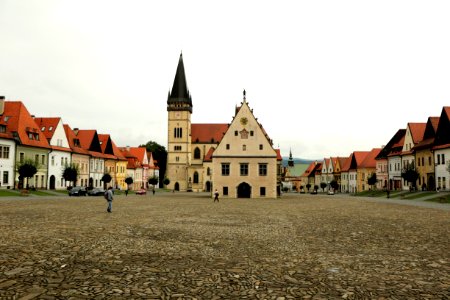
(1, 0, 449, 160)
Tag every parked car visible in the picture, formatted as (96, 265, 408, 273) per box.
(88, 188, 105, 196)
(328, 189, 335, 195)
(135, 189, 147, 195)
(68, 186, 87, 196)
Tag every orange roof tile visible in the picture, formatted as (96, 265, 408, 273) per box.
(63, 124, 90, 155)
(34, 117, 60, 141)
(191, 123, 228, 143)
(408, 123, 426, 144)
(128, 147, 147, 164)
(204, 147, 215, 162)
(360, 148, 381, 168)
(275, 149, 282, 161)
(1, 101, 50, 148)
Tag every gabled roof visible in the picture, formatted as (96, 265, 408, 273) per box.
(76, 130, 102, 153)
(0, 101, 50, 148)
(341, 154, 352, 172)
(434, 107, 450, 147)
(413, 116, 439, 151)
(111, 140, 127, 161)
(191, 123, 228, 143)
(63, 124, 90, 155)
(98, 134, 116, 159)
(408, 122, 426, 144)
(376, 129, 406, 160)
(301, 161, 317, 177)
(34, 117, 60, 141)
(348, 151, 370, 171)
(360, 148, 381, 168)
(128, 147, 148, 166)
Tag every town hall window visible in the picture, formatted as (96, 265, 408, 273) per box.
(221, 163, 230, 176)
(259, 163, 267, 176)
(174, 127, 183, 138)
(194, 147, 201, 159)
(193, 171, 199, 184)
(240, 163, 249, 176)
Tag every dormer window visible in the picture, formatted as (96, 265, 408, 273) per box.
(74, 138, 80, 147)
(0, 125, 6, 133)
(28, 132, 33, 140)
(4, 116, 10, 122)
(49, 126, 53, 131)
(41, 126, 46, 131)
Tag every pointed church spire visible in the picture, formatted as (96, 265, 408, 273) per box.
(288, 148, 294, 167)
(167, 52, 193, 113)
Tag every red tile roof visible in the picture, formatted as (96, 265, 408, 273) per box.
(111, 140, 127, 160)
(34, 117, 60, 141)
(204, 147, 215, 162)
(408, 123, 426, 144)
(360, 148, 381, 168)
(341, 155, 352, 172)
(275, 149, 282, 161)
(128, 147, 147, 165)
(191, 123, 228, 143)
(64, 124, 90, 155)
(1, 101, 50, 148)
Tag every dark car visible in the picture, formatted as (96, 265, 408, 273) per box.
(88, 188, 105, 196)
(68, 186, 87, 196)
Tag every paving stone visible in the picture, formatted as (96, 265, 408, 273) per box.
(0, 193, 448, 299)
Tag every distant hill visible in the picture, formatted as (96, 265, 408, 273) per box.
(282, 157, 315, 167)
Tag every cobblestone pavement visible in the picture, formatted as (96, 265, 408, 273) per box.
(0, 192, 449, 299)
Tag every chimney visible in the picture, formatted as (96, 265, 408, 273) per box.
(73, 128, 79, 135)
(0, 96, 4, 115)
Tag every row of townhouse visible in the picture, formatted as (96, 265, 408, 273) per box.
(298, 106, 450, 193)
(0, 97, 159, 190)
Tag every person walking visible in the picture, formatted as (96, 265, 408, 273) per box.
(105, 186, 114, 212)
(214, 189, 219, 202)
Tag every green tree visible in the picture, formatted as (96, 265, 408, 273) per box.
(401, 162, 419, 190)
(62, 163, 79, 187)
(306, 183, 311, 192)
(330, 179, 339, 191)
(163, 177, 170, 187)
(125, 176, 134, 189)
(148, 175, 159, 187)
(140, 141, 167, 188)
(368, 173, 377, 189)
(17, 159, 39, 189)
(320, 182, 327, 192)
(101, 173, 112, 189)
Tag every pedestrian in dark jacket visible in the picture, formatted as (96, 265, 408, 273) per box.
(106, 187, 114, 212)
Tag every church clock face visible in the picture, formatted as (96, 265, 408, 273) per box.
(240, 117, 248, 125)
(175, 112, 181, 119)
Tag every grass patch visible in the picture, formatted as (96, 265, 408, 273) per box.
(425, 194, 450, 203)
(0, 190, 21, 197)
(355, 190, 386, 197)
(29, 190, 57, 196)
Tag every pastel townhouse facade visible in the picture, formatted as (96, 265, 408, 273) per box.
(387, 130, 406, 190)
(433, 107, 450, 191)
(147, 152, 160, 189)
(120, 147, 144, 190)
(413, 117, 439, 191)
(0, 98, 16, 188)
(3, 101, 50, 189)
(357, 148, 381, 192)
(99, 134, 116, 188)
(64, 125, 90, 187)
(348, 151, 369, 193)
(321, 158, 332, 191)
(112, 141, 128, 190)
(76, 130, 105, 189)
(376, 129, 406, 191)
(400, 123, 426, 190)
(129, 147, 149, 189)
(340, 155, 351, 193)
(35, 117, 72, 190)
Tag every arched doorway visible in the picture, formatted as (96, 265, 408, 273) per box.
(89, 178, 93, 189)
(49, 175, 56, 190)
(237, 182, 251, 198)
(174, 182, 180, 191)
(205, 181, 211, 192)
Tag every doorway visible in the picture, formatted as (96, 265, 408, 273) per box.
(237, 182, 251, 198)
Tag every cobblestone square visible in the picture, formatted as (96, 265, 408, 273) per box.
(0, 193, 449, 299)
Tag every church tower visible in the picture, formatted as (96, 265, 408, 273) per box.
(166, 53, 193, 191)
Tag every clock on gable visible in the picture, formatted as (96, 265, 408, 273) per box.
(240, 117, 248, 125)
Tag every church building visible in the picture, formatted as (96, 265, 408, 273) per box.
(165, 54, 281, 198)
